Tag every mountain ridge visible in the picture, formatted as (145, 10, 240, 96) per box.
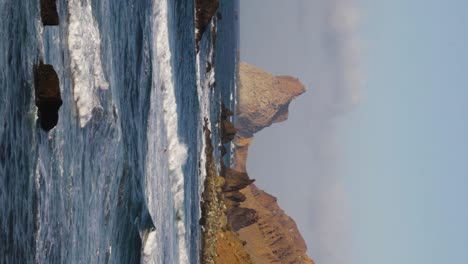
(231, 62, 314, 264)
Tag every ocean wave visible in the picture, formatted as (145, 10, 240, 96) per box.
(141, 230, 158, 263)
(67, 0, 108, 127)
(150, 0, 188, 262)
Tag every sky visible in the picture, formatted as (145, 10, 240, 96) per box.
(240, 1, 468, 264)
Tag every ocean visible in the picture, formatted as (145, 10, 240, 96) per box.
(0, 0, 238, 263)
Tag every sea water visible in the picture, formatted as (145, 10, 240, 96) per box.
(0, 0, 238, 263)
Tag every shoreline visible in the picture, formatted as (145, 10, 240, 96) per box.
(200, 117, 252, 264)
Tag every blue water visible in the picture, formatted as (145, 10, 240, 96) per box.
(0, 0, 238, 263)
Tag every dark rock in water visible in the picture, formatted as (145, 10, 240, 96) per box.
(195, 0, 219, 51)
(34, 62, 62, 131)
(227, 207, 258, 231)
(210, 81, 216, 90)
(222, 168, 254, 192)
(221, 120, 237, 144)
(206, 61, 212, 73)
(216, 11, 222, 20)
(220, 145, 227, 157)
(221, 103, 234, 119)
(221, 104, 236, 143)
(40, 0, 59, 26)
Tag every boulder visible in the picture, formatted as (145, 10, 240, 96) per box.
(221, 103, 234, 119)
(221, 119, 237, 144)
(40, 0, 59, 26)
(195, 0, 219, 51)
(34, 62, 62, 131)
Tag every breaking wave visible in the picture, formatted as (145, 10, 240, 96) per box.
(144, 0, 189, 263)
(67, 0, 109, 127)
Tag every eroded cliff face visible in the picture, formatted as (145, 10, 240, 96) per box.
(237, 62, 305, 137)
(231, 62, 314, 264)
(238, 185, 315, 264)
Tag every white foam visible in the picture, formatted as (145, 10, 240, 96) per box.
(151, 0, 188, 262)
(196, 22, 216, 209)
(67, 0, 108, 127)
(195, 55, 208, 207)
(142, 230, 158, 263)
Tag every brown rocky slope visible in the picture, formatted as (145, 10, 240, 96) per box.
(200, 62, 313, 263)
(236, 62, 306, 137)
(232, 62, 314, 264)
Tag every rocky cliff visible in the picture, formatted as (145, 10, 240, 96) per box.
(238, 185, 315, 264)
(237, 62, 305, 137)
(232, 62, 314, 263)
(200, 62, 313, 263)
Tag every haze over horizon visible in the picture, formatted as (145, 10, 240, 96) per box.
(241, 1, 468, 264)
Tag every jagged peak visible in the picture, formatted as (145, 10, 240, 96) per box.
(237, 62, 306, 137)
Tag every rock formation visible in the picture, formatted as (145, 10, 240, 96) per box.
(222, 168, 254, 193)
(231, 62, 314, 263)
(34, 61, 62, 131)
(221, 119, 237, 144)
(237, 62, 306, 137)
(200, 119, 253, 264)
(220, 105, 258, 233)
(195, 0, 219, 51)
(237, 185, 315, 264)
(40, 0, 59, 26)
(200, 62, 312, 263)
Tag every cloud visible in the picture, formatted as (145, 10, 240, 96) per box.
(299, 0, 365, 264)
(305, 0, 364, 113)
(296, 1, 363, 263)
(241, 1, 364, 263)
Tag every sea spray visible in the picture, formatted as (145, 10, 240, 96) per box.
(148, 0, 189, 262)
(67, 0, 109, 127)
(196, 17, 218, 215)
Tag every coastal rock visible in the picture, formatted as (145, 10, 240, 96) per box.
(221, 103, 234, 119)
(202, 62, 312, 263)
(200, 121, 253, 264)
(221, 119, 237, 144)
(34, 62, 62, 131)
(230, 62, 314, 263)
(237, 62, 306, 137)
(40, 0, 59, 26)
(195, 0, 219, 50)
(220, 104, 237, 144)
